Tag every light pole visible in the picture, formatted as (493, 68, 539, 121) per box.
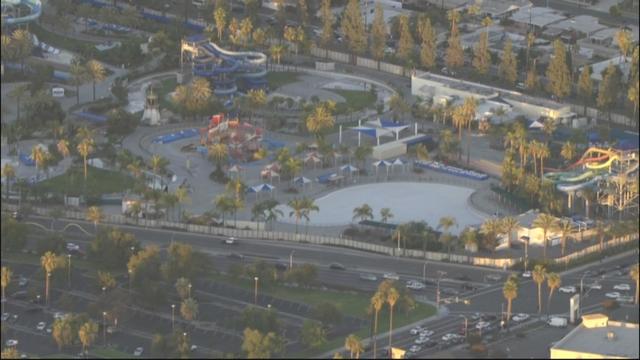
(254, 277, 259, 305)
(102, 311, 107, 346)
(171, 304, 176, 331)
(523, 237, 529, 273)
(289, 250, 295, 270)
(436, 271, 446, 309)
(128, 269, 132, 294)
(36, 294, 41, 305)
(460, 315, 468, 338)
(102, 286, 106, 297)
(579, 273, 588, 318)
(188, 283, 192, 298)
(422, 262, 427, 283)
(46, 273, 51, 306)
(67, 254, 71, 288)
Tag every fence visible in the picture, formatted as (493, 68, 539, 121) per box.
(570, 104, 635, 128)
(310, 45, 409, 78)
(553, 232, 639, 265)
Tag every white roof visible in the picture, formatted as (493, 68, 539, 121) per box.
(589, 55, 631, 82)
(511, 6, 566, 28)
(547, 15, 607, 36)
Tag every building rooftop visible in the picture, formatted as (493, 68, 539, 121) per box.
(474, 0, 532, 18)
(547, 15, 608, 36)
(551, 314, 639, 359)
(588, 55, 632, 82)
(510, 6, 566, 28)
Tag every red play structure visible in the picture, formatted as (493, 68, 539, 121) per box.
(199, 113, 263, 161)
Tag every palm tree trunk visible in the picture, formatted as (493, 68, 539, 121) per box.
(547, 290, 555, 316)
(45, 272, 50, 305)
(373, 310, 379, 359)
(507, 299, 512, 326)
(388, 305, 394, 350)
(543, 231, 548, 261)
(537, 284, 542, 313)
(92, 81, 96, 101)
(76, 85, 80, 104)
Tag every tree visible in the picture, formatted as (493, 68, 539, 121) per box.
(386, 287, 400, 349)
(306, 101, 335, 141)
(546, 40, 571, 100)
(561, 142, 577, 164)
(10, 29, 32, 73)
(86, 206, 103, 232)
(629, 73, 639, 118)
(370, 3, 387, 62)
(345, 334, 364, 359)
(180, 297, 199, 321)
(631, 263, 639, 305)
(532, 264, 547, 314)
(438, 129, 459, 161)
(416, 143, 429, 160)
(175, 277, 191, 300)
(41, 251, 59, 306)
(501, 217, 519, 249)
(353, 204, 374, 224)
(1, 348, 20, 359)
(297, 0, 309, 27)
(269, 44, 285, 65)
(150, 154, 169, 187)
(52, 316, 74, 350)
(397, 15, 414, 64)
(503, 275, 518, 326)
(7, 84, 29, 124)
(557, 220, 573, 257)
(419, 17, 436, 70)
(214, 195, 234, 224)
(288, 198, 306, 234)
(85, 60, 106, 101)
(533, 213, 558, 261)
(301, 320, 327, 349)
(97, 270, 116, 290)
(370, 291, 384, 358)
(1, 266, 12, 305)
(312, 302, 343, 327)
(438, 216, 457, 256)
(208, 143, 228, 173)
(499, 38, 517, 85)
(77, 138, 95, 181)
(228, 17, 241, 47)
(319, 0, 333, 48)
(1, 163, 16, 201)
(445, 10, 464, 71)
(253, 28, 267, 48)
(353, 145, 372, 170)
(577, 65, 593, 114)
(380, 208, 393, 224)
(341, 0, 367, 55)
(615, 29, 633, 60)
(239, 17, 254, 47)
(247, 89, 267, 125)
(78, 320, 98, 356)
(546, 272, 561, 314)
(525, 60, 539, 91)
(472, 17, 492, 76)
(242, 328, 284, 359)
(480, 218, 502, 253)
(69, 58, 88, 105)
(597, 64, 622, 126)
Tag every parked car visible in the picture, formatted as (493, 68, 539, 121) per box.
(409, 345, 421, 353)
(461, 283, 477, 291)
(228, 253, 244, 261)
(486, 274, 501, 282)
(481, 314, 497, 321)
(37, 322, 46, 331)
(409, 326, 424, 335)
(1, 313, 9, 321)
(66, 242, 80, 251)
(441, 333, 459, 342)
(587, 283, 602, 290)
(5, 339, 18, 347)
(613, 284, 631, 291)
(419, 329, 434, 337)
(441, 288, 459, 296)
(521, 271, 531, 278)
(11, 211, 23, 221)
(53, 312, 65, 320)
(512, 313, 529, 322)
(275, 263, 288, 271)
(605, 292, 621, 299)
(133, 347, 144, 356)
(329, 263, 346, 270)
(547, 317, 567, 328)
(383, 272, 400, 280)
(360, 273, 378, 282)
(475, 321, 491, 330)
(423, 340, 438, 348)
(414, 336, 430, 345)
(559, 286, 576, 294)
(18, 277, 28, 287)
(406, 280, 425, 290)
(618, 295, 634, 303)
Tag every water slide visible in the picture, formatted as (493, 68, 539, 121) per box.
(544, 147, 619, 193)
(1, 0, 41, 25)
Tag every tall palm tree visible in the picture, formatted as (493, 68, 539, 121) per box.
(528, 140, 542, 176)
(503, 275, 518, 327)
(630, 263, 639, 305)
(214, 195, 234, 224)
(380, 208, 393, 224)
(560, 141, 576, 164)
(557, 220, 573, 257)
(175, 187, 190, 221)
(480, 218, 503, 253)
(546, 272, 561, 315)
(77, 138, 95, 181)
(532, 264, 547, 314)
(387, 287, 400, 350)
(301, 197, 319, 234)
(538, 143, 550, 178)
(288, 198, 306, 234)
(57, 139, 70, 159)
(438, 216, 458, 256)
(85, 60, 106, 101)
(180, 297, 199, 321)
(78, 320, 98, 357)
(501, 217, 519, 249)
(41, 251, 59, 306)
(1, 163, 16, 201)
(208, 143, 228, 172)
(533, 213, 558, 261)
(1, 266, 12, 307)
(353, 204, 373, 224)
(247, 89, 267, 125)
(31, 145, 46, 179)
(370, 292, 384, 359)
(344, 334, 363, 359)
(69, 58, 88, 105)
(7, 84, 29, 123)
(270, 44, 285, 65)
(262, 199, 283, 231)
(149, 154, 168, 188)
(86, 206, 103, 233)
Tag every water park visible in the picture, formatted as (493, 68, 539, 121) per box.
(1, 0, 41, 26)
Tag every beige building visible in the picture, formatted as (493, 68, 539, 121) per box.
(550, 314, 639, 359)
(515, 209, 562, 247)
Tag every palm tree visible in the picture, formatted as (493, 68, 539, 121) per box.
(387, 287, 400, 350)
(501, 217, 519, 249)
(533, 213, 558, 261)
(7, 84, 29, 123)
(149, 154, 168, 188)
(380, 208, 393, 224)
(78, 320, 98, 357)
(214, 195, 234, 224)
(31, 145, 46, 179)
(1, 163, 16, 201)
(353, 204, 373, 224)
(392, 223, 408, 253)
(532, 264, 547, 314)
(560, 141, 576, 164)
(370, 292, 384, 359)
(175, 277, 190, 300)
(57, 139, 70, 159)
(503, 275, 518, 327)
(70, 58, 88, 105)
(538, 143, 550, 178)
(270, 44, 286, 65)
(301, 197, 319, 234)
(630, 263, 639, 305)
(41, 251, 59, 306)
(247, 89, 267, 125)
(557, 220, 573, 257)
(344, 334, 363, 359)
(546, 272, 561, 315)
(85, 60, 106, 101)
(127, 158, 144, 179)
(415, 144, 429, 161)
(480, 218, 503, 253)
(1, 266, 12, 308)
(353, 145, 372, 170)
(86, 206, 103, 232)
(262, 199, 283, 231)
(180, 297, 199, 321)
(288, 198, 306, 234)
(175, 187, 190, 221)
(77, 138, 95, 181)
(208, 143, 228, 172)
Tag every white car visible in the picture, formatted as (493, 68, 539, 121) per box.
(419, 329, 434, 337)
(618, 295, 634, 303)
(559, 286, 576, 294)
(475, 321, 491, 330)
(406, 281, 425, 290)
(66, 243, 80, 251)
(383, 273, 400, 280)
(414, 336, 430, 345)
(605, 292, 621, 299)
(6, 339, 18, 347)
(512, 313, 529, 322)
(613, 284, 631, 291)
(587, 283, 602, 290)
(409, 345, 422, 353)
(409, 326, 424, 335)
(222, 237, 237, 245)
(53, 312, 65, 320)
(441, 333, 458, 342)
(133, 347, 144, 356)
(521, 271, 531, 278)
(37, 321, 46, 331)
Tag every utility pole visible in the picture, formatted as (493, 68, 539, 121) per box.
(436, 271, 446, 309)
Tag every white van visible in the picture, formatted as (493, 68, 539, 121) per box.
(548, 317, 567, 328)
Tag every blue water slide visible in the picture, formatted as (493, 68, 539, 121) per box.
(2, 0, 42, 25)
(556, 175, 604, 192)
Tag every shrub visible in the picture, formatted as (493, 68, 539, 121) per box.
(471, 343, 487, 354)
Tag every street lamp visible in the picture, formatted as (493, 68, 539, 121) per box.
(102, 286, 107, 297)
(46, 273, 51, 306)
(188, 283, 192, 298)
(289, 250, 295, 270)
(436, 271, 446, 309)
(422, 262, 428, 283)
(102, 312, 107, 346)
(67, 254, 71, 288)
(171, 304, 176, 331)
(128, 269, 132, 294)
(254, 277, 259, 305)
(36, 294, 41, 305)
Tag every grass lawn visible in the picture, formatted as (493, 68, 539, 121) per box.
(267, 71, 300, 89)
(35, 166, 135, 198)
(332, 89, 377, 114)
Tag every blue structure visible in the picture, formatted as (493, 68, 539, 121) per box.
(1, 0, 42, 26)
(181, 34, 267, 97)
(152, 128, 199, 144)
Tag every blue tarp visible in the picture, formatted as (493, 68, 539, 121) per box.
(186, 33, 207, 43)
(73, 111, 107, 123)
(317, 173, 337, 184)
(152, 128, 199, 144)
(19, 153, 35, 166)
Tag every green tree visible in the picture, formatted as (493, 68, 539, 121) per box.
(52, 316, 74, 351)
(630, 263, 639, 305)
(532, 264, 547, 314)
(419, 17, 436, 70)
(445, 9, 464, 71)
(397, 15, 414, 63)
(546, 272, 561, 314)
(306, 101, 336, 141)
(175, 277, 191, 300)
(525, 60, 539, 91)
(597, 64, 622, 126)
(345, 334, 364, 359)
(242, 328, 284, 359)
(86, 206, 103, 232)
(312, 302, 343, 327)
(353, 204, 374, 223)
(472, 17, 492, 76)
(341, 0, 367, 55)
(438, 216, 458, 256)
(370, 291, 385, 357)
(615, 29, 633, 60)
(533, 213, 558, 261)
(629, 73, 639, 118)
(386, 287, 400, 350)
(319, 0, 333, 48)
(69, 58, 88, 105)
(499, 38, 517, 85)
(97, 270, 116, 291)
(480, 218, 503, 253)
(300, 320, 327, 349)
(1, 163, 16, 201)
(577, 65, 593, 114)
(546, 40, 571, 100)
(85, 60, 106, 101)
(76, 138, 95, 181)
(214, 7, 227, 41)
(560, 141, 577, 164)
(41, 251, 59, 306)
(1, 266, 12, 306)
(380, 208, 393, 224)
(180, 297, 199, 321)
(501, 217, 519, 249)
(503, 275, 519, 326)
(7, 84, 29, 123)
(370, 3, 387, 62)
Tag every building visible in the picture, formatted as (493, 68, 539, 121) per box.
(510, 6, 566, 31)
(587, 55, 632, 83)
(474, 0, 532, 19)
(550, 314, 639, 359)
(515, 209, 561, 247)
(547, 15, 608, 40)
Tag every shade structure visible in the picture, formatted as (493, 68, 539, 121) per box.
(528, 119, 544, 129)
(260, 169, 280, 183)
(391, 158, 407, 174)
(304, 154, 322, 168)
(293, 176, 312, 191)
(339, 164, 359, 177)
(372, 160, 392, 178)
(248, 183, 275, 199)
(228, 164, 244, 177)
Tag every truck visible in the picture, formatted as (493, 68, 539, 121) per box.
(548, 317, 568, 328)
